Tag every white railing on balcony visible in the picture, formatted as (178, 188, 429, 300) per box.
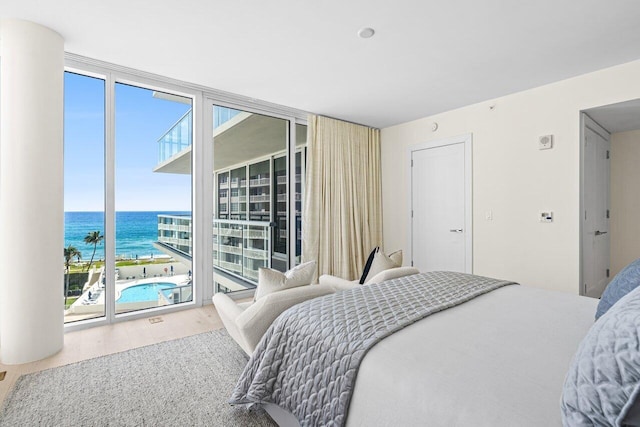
(213, 218, 272, 284)
(276, 193, 301, 202)
(249, 177, 270, 186)
(157, 214, 278, 286)
(157, 110, 193, 163)
(249, 194, 270, 203)
(276, 174, 301, 185)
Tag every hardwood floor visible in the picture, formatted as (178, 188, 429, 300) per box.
(0, 305, 224, 405)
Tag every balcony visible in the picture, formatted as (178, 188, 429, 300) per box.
(276, 174, 301, 185)
(249, 194, 270, 203)
(157, 110, 193, 164)
(157, 213, 281, 287)
(276, 193, 301, 202)
(249, 177, 270, 187)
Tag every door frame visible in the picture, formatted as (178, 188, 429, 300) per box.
(579, 113, 611, 296)
(407, 133, 473, 273)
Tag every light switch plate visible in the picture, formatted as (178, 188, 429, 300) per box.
(540, 211, 553, 222)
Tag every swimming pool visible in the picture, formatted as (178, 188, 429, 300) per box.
(117, 282, 177, 303)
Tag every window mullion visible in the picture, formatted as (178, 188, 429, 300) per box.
(104, 72, 117, 322)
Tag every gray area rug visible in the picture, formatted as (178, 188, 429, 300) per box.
(0, 329, 276, 427)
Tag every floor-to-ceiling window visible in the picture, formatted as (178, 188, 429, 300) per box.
(63, 57, 306, 328)
(114, 83, 193, 314)
(211, 106, 292, 291)
(64, 71, 106, 323)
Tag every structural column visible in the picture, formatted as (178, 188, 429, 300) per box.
(0, 20, 65, 364)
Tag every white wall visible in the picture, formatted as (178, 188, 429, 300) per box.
(610, 129, 640, 277)
(381, 59, 640, 294)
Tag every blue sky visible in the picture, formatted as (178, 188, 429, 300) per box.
(64, 72, 192, 211)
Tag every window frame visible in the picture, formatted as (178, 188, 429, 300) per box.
(64, 54, 307, 332)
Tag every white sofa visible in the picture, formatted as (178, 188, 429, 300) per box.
(212, 283, 334, 355)
(319, 266, 420, 291)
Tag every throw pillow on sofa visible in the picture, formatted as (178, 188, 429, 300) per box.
(255, 260, 316, 301)
(359, 247, 379, 284)
(361, 249, 402, 285)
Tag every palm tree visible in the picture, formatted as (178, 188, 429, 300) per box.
(84, 230, 104, 271)
(64, 245, 82, 307)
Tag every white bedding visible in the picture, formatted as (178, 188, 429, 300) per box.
(345, 284, 598, 426)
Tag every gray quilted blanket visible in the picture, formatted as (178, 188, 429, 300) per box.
(230, 271, 517, 426)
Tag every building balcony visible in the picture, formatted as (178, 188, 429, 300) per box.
(157, 110, 193, 164)
(249, 194, 270, 203)
(276, 193, 301, 202)
(158, 213, 280, 286)
(276, 174, 301, 185)
(249, 177, 270, 187)
(230, 178, 247, 187)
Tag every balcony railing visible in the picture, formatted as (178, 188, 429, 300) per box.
(157, 110, 193, 163)
(277, 174, 301, 185)
(213, 218, 272, 284)
(157, 214, 283, 287)
(158, 283, 193, 305)
(249, 194, 270, 203)
(249, 177, 270, 187)
(157, 107, 242, 164)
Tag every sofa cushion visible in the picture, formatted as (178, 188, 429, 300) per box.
(255, 260, 316, 301)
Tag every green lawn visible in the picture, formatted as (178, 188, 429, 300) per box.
(64, 297, 79, 309)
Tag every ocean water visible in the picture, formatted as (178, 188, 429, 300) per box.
(65, 211, 190, 261)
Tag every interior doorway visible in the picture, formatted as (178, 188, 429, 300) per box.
(581, 114, 611, 298)
(581, 99, 640, 297)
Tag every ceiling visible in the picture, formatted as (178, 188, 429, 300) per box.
(585, 99, 640, 134)
(2, 0, 640, 128)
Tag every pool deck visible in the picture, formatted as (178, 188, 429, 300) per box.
(66, 274, 190, 316)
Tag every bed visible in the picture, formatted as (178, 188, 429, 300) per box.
(230, 270, 639, 426)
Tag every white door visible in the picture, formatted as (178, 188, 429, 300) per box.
(583, 119, 611, 298)
(411, 137, 471, 273)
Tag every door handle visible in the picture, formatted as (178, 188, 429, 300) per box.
(449, 229, 463, 233)
(595, 230, 608, 236)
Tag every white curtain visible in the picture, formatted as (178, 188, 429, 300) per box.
(302, 115, 382, 280)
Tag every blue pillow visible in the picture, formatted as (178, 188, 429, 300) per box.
(596, 258, 640, 319)
(561, 285, 640, 426)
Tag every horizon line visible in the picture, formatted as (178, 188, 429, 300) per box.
(65, 210, 191, 213)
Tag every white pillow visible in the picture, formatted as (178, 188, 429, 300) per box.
(255, 260, 316, 301)
(389, 249, 402, 266)
(364, 250, 402, 284)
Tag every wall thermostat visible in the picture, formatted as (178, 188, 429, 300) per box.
(539, 135, 553, 150)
